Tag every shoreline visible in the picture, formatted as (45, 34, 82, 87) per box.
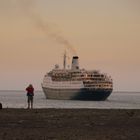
(0, 108, 140, 140)
(1, 107, 140, 110)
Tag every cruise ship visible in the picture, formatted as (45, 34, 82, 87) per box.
(42, 53, 113, 100)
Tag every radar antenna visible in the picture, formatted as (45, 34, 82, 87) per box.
(63, 50, 71, 70)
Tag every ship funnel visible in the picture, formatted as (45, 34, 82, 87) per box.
(71, 56, 79, 70)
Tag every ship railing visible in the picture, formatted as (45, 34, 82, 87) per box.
(85, 87, 113, 90)
(84, 84, 112, 88)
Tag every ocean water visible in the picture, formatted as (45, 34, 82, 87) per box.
(0, 90, 140, 109)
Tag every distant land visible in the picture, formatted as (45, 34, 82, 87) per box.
(113, 91, 140, 93)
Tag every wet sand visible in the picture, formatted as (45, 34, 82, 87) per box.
(0, 109, 140, 140)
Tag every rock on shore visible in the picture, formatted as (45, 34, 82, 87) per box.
(0, 109, 140, 140)
(0, 103, 2, 109)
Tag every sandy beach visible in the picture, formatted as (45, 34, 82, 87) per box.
(0, 109, 140, 140)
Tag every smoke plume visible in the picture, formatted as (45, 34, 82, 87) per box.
(18, 0, 77, 55)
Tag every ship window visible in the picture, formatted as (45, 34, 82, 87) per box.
(94, 75, 100, 77)
(101, 75, 104, 77)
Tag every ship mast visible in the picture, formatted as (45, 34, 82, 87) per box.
(63, 51, 67, 70)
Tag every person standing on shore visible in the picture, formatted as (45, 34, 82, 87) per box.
(26, 84, 34, 109)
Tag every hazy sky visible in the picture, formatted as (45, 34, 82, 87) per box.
(0, 0, 140, 91)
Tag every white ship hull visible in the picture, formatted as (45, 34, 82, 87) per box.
(42, 87, 112, 100)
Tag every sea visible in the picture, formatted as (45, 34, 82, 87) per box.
(0, 90, 140, 109)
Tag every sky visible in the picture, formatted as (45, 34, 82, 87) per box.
(0, 0, 140, 91)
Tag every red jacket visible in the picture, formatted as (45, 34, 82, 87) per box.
(26, 87, 34, 96)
